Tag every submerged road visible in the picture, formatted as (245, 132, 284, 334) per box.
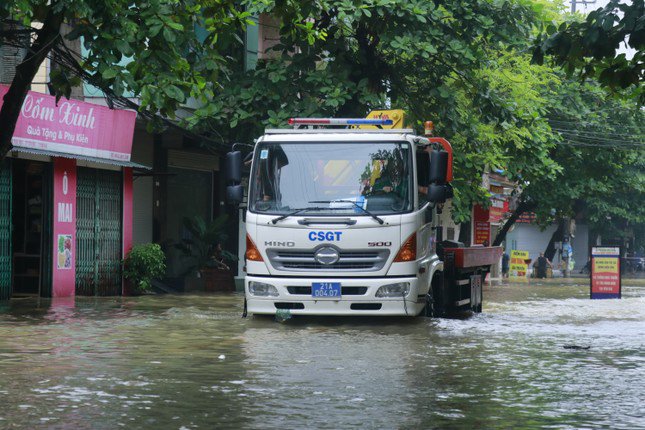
(0, 280, 643, 429)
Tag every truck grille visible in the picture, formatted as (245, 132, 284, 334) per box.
(267, 249, 389, 272)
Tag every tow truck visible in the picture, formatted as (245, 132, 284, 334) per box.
(225, 113, 502, 316)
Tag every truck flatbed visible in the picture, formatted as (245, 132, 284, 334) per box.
(444, 246, 503, 269)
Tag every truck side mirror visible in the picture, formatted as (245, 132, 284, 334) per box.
(428, 183, 447, 203)
(225, 151, 242, 183)
(429, 150, 448, 184)
(226, 184, 244, 204)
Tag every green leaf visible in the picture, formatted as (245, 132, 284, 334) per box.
(115, 39, 133, 56)
(163, 84, 185, 102)
(149, 23, 163, 38)
(167, 21, 184, 31)
(163, 27, 176, 43)
(101, 68, 119, 80)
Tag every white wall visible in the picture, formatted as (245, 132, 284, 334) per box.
(506, 223, 589, 270)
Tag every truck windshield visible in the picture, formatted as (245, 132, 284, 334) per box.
(250, 142, 412, 215)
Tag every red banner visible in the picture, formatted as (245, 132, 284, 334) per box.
(489, 198, 508, 223)
(472, 205, 490, 245)
(473, 222, 490, 245)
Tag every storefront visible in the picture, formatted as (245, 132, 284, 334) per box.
(144, 133, 228, 291)
(0, 85, 140, 299)
(506, 215, 589, 273)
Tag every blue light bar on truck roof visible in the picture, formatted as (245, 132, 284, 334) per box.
(288, 118, 394, 126)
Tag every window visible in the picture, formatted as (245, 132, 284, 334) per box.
(250, 141, 413, 215)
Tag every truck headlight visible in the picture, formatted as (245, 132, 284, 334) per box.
(375, 282, 410, 298)
(248, 281, 279, 297)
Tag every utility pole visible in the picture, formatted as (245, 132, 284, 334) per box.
(571, 0, 597, 13)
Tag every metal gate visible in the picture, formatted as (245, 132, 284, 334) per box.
(76, 168, 122, 296)
(0, 160, 11, 300)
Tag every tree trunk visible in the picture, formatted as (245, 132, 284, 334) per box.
(544, 220, 565, 261)
(0, 8, 64, 163)
(492, 200, 536, 247)
(458, 219, 471, 246)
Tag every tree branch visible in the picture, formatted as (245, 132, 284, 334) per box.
(492, 199, 537, 246)
(0, 7, 64, 162)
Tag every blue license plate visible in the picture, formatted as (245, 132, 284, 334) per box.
(312, 282, 341, 299)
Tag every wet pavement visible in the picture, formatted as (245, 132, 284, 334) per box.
(0, 280, 643, 429)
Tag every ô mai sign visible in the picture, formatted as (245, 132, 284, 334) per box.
(0, 85, 136, 161)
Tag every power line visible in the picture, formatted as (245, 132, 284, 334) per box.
(554, 140, 645, 150)
(548, 119, 645, 132)
(550, 103, 638, 116)
(549, 118, 644, 128)
(554, 131, 645, 145)
(551, 127, 645, 140)
(550, 125, 645, 137)
(560, 138, 644, 147)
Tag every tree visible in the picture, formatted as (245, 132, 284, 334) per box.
(491, 78, 645, 253)
(488, 1, 645, 249)
(0, 0, 253, 163)
(533, 0, 644, 104)
(444, 51, 560, 224)
(193, 0, 564, 223)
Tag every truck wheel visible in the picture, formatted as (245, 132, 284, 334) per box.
(424, 294, 434, 317)
(424, 294, 443, 318)
(425, 272, 445, 318)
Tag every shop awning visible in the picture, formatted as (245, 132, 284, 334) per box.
(11, 147, 150, 170)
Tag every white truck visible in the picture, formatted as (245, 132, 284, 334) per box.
(225, 116, 501, 317)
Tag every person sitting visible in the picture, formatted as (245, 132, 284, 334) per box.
(362, 168, 395, 196)
(363, 157, 399, 195)
(371, 174, 395, 193)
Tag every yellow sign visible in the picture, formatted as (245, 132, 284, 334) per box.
(593, 258, 618, 273)
(509, 250, 529, 281)
(510, 263, 527, 274)
(359, 109, 406, 129)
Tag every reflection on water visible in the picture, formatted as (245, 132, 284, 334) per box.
(0, 282, 643, 429)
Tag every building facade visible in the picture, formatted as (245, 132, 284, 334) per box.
(506, 214, 589, 273)
(0, 85, 140, 299)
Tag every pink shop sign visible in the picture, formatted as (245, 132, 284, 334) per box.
(0, 85, 136, 161)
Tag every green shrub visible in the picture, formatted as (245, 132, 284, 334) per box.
(123, 243, 166, 293)
(174, 215, 237, 276)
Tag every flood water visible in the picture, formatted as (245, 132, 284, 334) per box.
(0, 281, 643, 429)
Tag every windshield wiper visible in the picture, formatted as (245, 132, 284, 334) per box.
(309, 200, 385, 225)
(271, 207, 328, 224)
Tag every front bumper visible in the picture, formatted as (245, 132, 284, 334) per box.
(245, 275, 425, 316)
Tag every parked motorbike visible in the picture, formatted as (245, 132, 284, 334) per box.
(636, 257, 645, 272)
